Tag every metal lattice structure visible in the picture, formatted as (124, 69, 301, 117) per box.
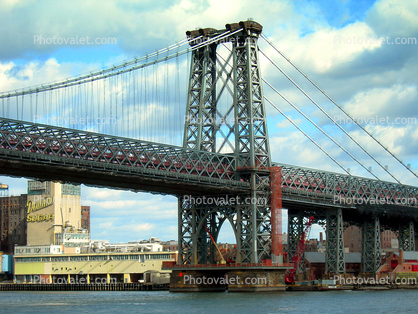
(276, 163, 418, 207)
(361, 217, 382, 273)
(184, 37, 217, 152)
(325, 208, 345, 274)
(399, 221, 415, 251)
(0, 117, 248, 194)
(179, 21, 274, 264)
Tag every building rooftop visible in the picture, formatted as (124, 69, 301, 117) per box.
(305, 252, 361, 263)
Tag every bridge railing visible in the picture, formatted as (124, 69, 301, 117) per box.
(0, 118, 239, 182)
(275, 163, 418, 208)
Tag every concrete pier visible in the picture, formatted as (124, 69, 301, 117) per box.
(166, 264, 291, 292)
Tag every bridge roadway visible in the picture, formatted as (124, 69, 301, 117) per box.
(0, 118, 247, 195)
(0, 118, 417, 219)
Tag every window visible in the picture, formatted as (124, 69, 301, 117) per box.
(70, 256, 88, 262)
(89, 255, 108, 261)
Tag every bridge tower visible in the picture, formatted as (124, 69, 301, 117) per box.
(179, 21, 281, 267)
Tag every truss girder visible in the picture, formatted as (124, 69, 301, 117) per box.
(0, 118, 250, 190)
(325, 208, 345, 274)
(276, 163, 418, 208)
(399, 221, 415, 251)
(361, 217, 381, 273)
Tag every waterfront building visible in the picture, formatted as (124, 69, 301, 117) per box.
(13, 251, 177, 284)
(376, 250, 418, 281)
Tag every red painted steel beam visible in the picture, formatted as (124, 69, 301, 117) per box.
(269, 166, 283, 259)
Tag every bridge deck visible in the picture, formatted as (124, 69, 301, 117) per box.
(0, 118, 249, 195)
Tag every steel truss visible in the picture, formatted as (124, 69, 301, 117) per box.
(361, 217, 381, 273)
(399, 221, 415, 251)
(326, 208, 345, 274)
(184, 43, 217, 152)
(178, 195, 237, 265)
(181, 22, 273, 264)
(287, 212, 309, 274)
(0, 118, 248, 192)
(287, 209, 348, 275)
(276, 163, 418, 208)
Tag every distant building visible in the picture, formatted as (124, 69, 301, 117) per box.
(381, 229, 398, 250)
(305, 239, 318, 252)
(344, 224, 399, 253)
(81, 206, 90, 232)
(344, 225, 362, 253)
(26, 180, 83, 246)
(162, 240, 178, 252)
(304, 252, 361, 279)
(377, 250, 418, 282)
(0, 194, 28, 253)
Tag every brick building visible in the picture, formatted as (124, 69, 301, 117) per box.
(0, 194, 28, 253)
(344, 225, 362, 253)
(81, 206, 90, 232)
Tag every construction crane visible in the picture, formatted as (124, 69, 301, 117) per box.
(285, 216, 315, 284)
(203, 223, 226, 264)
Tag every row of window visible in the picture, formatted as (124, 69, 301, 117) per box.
(15, 254, 172, 263)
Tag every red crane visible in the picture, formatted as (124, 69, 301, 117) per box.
(285, 216, 314, 284)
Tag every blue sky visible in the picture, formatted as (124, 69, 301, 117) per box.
(1, 0, 417, 243)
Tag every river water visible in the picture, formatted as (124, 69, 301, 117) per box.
(0, 289, 417, 313)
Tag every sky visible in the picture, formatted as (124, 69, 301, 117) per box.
(0, 0, 417, 243)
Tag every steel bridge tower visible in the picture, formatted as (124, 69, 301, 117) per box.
(179, 21, 282, 265)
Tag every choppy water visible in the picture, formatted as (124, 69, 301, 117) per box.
(0, 289, 417, 313)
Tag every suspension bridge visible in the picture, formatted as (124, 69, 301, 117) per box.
(1, 20, 417, 291)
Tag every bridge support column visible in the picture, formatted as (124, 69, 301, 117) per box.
(235, 184, 271, 264)
(399, 221, 415, 251)
(178, 195, 237, 265)
(325, 208, 345, 275)
(361, 217, 381, 273)
(287, 211, 308, 274)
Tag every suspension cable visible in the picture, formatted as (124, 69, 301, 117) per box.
(0, 37, 191, 98)
(261, 34, 417, 180)
(259, 48, 401, 183)
(264, 96, 351, 176)
(263, 78, 380, 181)
(0, 29, 243, 99)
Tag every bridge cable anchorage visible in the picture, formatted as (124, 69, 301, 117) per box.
(0, 29, 243, 99)
(262, 78, 380, 181)
(264, 96, 351, 176)
(261, 34, 418, 181)
(258, 48, 402, 184)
